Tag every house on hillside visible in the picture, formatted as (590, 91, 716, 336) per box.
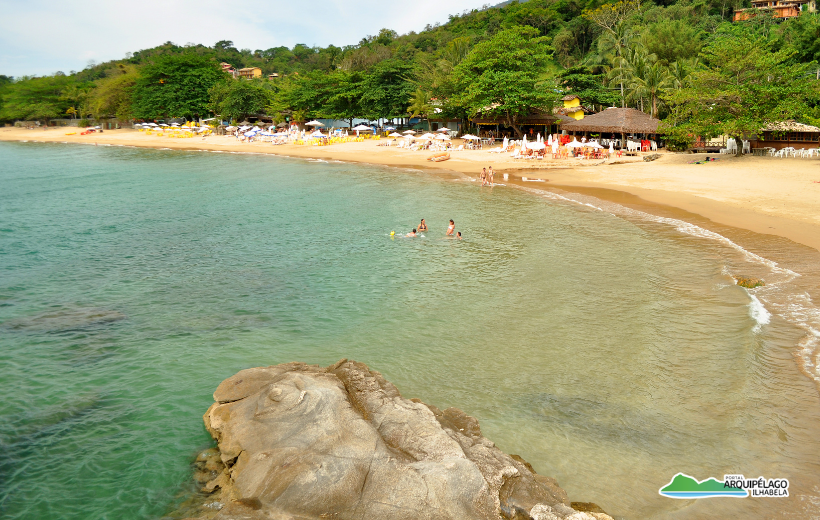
(220, 62, 238, 78)
(733, 0, 816, 21)
(238, 67, 262, 79)
(268, 73, 279, 80)
(555, 95, 591, 120)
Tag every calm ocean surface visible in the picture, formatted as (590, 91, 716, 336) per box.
(1, 142, 819, 519)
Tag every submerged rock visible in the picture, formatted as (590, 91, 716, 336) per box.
(3, 307, 126, 332)
(187, 359, 612, 520)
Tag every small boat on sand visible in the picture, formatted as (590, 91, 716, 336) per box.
(427, 152, 450, 162)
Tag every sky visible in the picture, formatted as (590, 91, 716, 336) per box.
(0, 0, 488, 78)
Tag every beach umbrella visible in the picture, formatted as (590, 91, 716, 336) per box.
(547, 134, 553, 145)
(435, 134, 451, 140)
(537, 133, 541, 143)
(388, 132, 403, 137)
(522, 134, 528, 152)
(609, 141, 614, 154)
(384, 126, 396, 131)
(461, 134, 480, 140)
(310, 130, 325, 137)
(436, 127, 450, 132)
(528, 142, 546, 150)
(586, 141, 604, 149)
(352, 125, 372, 131)
(305, 120, 324, 127)
(565, 139, 586, 148)
(402, 130, 416, 134)
(502, 136, 508, 149)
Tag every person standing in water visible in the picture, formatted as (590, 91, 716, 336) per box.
(446, 220, 455, 235)
(488, 167, 494, 186)
(480, 168, 487, 186)
(418, 219, 428, 232)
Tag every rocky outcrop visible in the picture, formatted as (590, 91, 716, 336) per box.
(188, 360, 612, 520)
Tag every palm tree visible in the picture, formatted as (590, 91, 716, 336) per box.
(407, 89, 434, 131)
(631, 61, 673, 117)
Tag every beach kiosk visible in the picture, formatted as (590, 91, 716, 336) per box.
(560, 107, 662, 149)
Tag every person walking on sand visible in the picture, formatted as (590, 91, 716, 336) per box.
(488, 167, 494, 186)
(446, 220, 455, 235)
(418, 219, 428, 232)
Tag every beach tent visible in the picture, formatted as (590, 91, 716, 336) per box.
(305, 120, 324, 127)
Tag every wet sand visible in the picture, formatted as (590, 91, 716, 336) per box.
(3, 127, 818, 254)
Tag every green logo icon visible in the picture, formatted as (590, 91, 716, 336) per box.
(659, 473, 748, 499)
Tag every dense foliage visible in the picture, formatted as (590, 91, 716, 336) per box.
(1, 0, 819, 143)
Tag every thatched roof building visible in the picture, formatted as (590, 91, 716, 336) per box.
(750, 120, 820, 150)
(561, 107, 662, 134)
(761, 120, 820, 133)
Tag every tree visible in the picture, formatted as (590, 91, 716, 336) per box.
(556, 66, 619, 109)
(131, 53, 228, 120)
(209, 79, 273, 122)
(664, 33, 820, 152)
(0, 75, 76, 123)
(407, 88, 434, 130)
(87, 64, 139, 120)
(452, 26, 557, 137)
(359, 59, 415, 119)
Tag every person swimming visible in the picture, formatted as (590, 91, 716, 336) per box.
(406, 228, 417, 237)
(418, 219, 428, 232)
(456, 231, 462, 240)
(446, 219, 454, 235)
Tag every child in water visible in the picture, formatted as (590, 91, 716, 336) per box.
(456, 232, 462, 240)
(406, 228, 417, 237)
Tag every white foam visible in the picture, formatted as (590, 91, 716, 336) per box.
(749, 294, 771, 331)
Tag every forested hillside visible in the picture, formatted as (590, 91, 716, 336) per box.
(1, 0, 819, 143)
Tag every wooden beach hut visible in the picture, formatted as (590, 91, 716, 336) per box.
(749, 120, 820, 151)
(560, 107, 661, 143)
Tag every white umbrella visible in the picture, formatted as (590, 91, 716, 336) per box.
(552, 139, 559, 154)
(502, 136, 508, 149)
(310, 131, 325, 137)
(436, 127, 450, 132)
(305, 120, 324, 127)
(522, 134, 528, 152)
(402, 130, 416, 134)
(419, 133, 436, 140)
(609, 141, 615, 154)
(388, 132, 403, 137)
(528, 142, 546, 150)
(547, 134, 553, 145)
(565, 139, 586, 148)
(586, 141, 604, 149)
(435, 134, 451, 140)
(352, 125, 372, 131)
(461, 134, 480, 140)
(537, 133, 541, 143)
(384, 126, 396, 131)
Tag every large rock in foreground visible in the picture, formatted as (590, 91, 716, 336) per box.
(193, 360, 612, 520)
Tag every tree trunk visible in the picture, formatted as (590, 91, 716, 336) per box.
(505, 112, 523, 138)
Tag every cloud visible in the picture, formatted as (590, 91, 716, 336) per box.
(0, 0, 486, 77)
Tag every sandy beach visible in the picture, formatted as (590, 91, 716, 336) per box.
(3, 126, 819, 253)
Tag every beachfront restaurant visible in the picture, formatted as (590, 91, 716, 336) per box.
(560, 107, 662, 149)
(748, 120, 820, 151)
(470, 109, 574, 139)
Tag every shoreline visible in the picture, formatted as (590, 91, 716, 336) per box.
(2, 127, 818, 254)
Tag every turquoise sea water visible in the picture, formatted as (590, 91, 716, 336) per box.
(1, 142, 820, 519)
